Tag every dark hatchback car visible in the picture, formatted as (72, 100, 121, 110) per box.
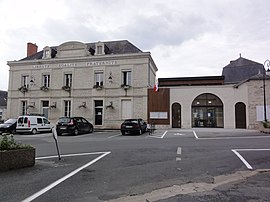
(121, 119, 147, 135)
(0, 118, 17, 134)
(56, 117, 93, 136)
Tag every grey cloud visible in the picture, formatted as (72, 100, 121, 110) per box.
(114, 10, 219, 50)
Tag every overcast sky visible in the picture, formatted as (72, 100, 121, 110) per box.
(1, 0, 270, 90)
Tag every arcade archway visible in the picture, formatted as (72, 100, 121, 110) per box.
(192, 93, 224, 128)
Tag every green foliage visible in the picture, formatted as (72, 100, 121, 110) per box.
(0, 133, 33, 150)
(262, 121, 270, 128)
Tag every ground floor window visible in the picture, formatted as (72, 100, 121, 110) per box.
(21, 101, 27, 115)
(121, 99, 132, 119)
(64, 100, 71, 117)
(192, 93, 224, 128)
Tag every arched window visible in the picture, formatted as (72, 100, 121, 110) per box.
(192, 93, 224, 128)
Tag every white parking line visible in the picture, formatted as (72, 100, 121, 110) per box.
(193, 131, 198, 139)
(192, 130, 270, 140)
(176, 147, 182, 161)
(22, 151, 111, 202)
(232, 149, 253, 170)
(232, 149, 270, 170)
(107, 134, 122, 139)
(36, 152, 109, 160)
(161, 131, 168, 138)
(197, 136, 270, 140)
(148, 130, 168, 139)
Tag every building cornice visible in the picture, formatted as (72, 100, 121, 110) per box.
(7, 52, 153, 67)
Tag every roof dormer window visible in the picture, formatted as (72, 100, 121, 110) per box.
(97, 45, 103, 55)
(42, 46, 51, 59)
(95, 42, 105, 55)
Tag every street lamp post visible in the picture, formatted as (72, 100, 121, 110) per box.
(263, 60, 270, 122)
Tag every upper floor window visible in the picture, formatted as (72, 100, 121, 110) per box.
(45, 50, 50, 57)
(64, 74, 72, 87)
(97, 46, 103, 55)
(122, 71, 131, 86)
(95, 42, 105, 55)
(95, 72, 104, 87)
(43, 46, 51, 59)
(42, 75, 50, 87)
(22, 75, 29, 88)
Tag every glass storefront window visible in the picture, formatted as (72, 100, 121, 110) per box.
(192, 93, 224, 128)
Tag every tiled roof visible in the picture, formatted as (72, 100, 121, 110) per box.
(20, 40, 142, 61)
(222, 57, 265, 84)
(0, 90, 7, 107)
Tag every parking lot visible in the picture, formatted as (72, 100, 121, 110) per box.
(1, 128, 270, 201)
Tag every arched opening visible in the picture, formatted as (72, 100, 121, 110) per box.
(172, 103, 181, 128)
(235, 102, 246, 129)
(192, 93, 224, 128)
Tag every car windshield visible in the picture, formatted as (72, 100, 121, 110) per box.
(5, 119, 16, 124)
(124, 119, 138, 124)
(58, 117, 71, 123)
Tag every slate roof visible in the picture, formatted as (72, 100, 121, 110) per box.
(0, 90, 7, 107)
(20, 40, 143, 61)
(222, 57, 265, 84)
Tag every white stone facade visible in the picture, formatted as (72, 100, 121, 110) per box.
(169, 79, 270, 129)
(7, 41, 157, 129)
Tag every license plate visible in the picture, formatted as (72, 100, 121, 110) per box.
(60, 126, 66, 130)
(126, 126, 133, 128)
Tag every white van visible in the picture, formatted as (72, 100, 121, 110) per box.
(16, 115, 52, 134)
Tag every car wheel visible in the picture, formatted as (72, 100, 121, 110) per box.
(74, 128, 79, 136)
(89, 126, 93, 133)
(31, 128, 37, 135)
(11, 129, 16, 134)
(121, 131, 125, 135)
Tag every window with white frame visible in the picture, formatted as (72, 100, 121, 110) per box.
(122, 71, 131, 86)
(95, 71, 104, 87)
(45, 50, 50, 57)
(22, 75, 29, 88)
(64, 100, 71, 117)
(64, 74, 72, 87)
(121, 99, 132, 119)
(21, 101, 27, 115)
(97, 45, 103, 55)
(42, 74, 50, 87)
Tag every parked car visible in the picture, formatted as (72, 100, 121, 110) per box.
(56, 117, 94, 136)
(16, 115, 52, 134)
(0, 118, 17, 134)
(121, 119, 147, 135)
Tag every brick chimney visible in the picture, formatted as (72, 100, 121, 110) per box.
(27, 42, 38, 57)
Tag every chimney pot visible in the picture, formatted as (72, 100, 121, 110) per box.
(27, 42, 38, 57)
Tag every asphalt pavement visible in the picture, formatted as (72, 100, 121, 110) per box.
(1, 128, 270, 201)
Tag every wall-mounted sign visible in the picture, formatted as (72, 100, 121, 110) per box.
(87, 61, 117, 66)
(33, 60, 117, 69)
(33, 65, 49, 69)
(59, 63, 77, 68)
(150, 112, 168, 119)
(256, 105, 270, 121)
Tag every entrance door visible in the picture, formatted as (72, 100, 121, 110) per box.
(95, 100, 103, 125)
(235, 102, 246, 129)
(172, 103, 181, 128)
(192, 93, 224, 128)
(42, 101, 49, 118)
